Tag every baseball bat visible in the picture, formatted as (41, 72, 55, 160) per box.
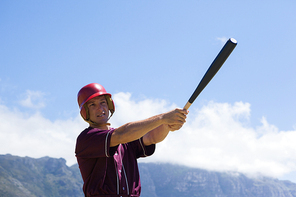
(183, 38, 237, 110)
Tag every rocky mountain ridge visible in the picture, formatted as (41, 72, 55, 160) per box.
(0, 154, 295, 197)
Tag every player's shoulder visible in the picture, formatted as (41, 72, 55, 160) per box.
(78, 127, 115, 139)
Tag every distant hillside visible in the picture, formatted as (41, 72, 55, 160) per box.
(0, 154, 83, 197)
(139, 163, 296, 197)
(1, 154, 296, 197)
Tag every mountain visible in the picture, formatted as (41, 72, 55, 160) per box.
(139, 163, 296, 197)
(0, 154, 83, 197)
(1, 154, 296, 197)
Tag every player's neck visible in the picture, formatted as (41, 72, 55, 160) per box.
(89, 122, 110, 130)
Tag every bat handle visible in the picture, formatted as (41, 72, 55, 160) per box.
(183, 101, 192, 110)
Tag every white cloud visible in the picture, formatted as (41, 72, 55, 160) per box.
(111, 92, 177, 126)
(1, 92, 296, 182)
(19, 90, 46, 109)
(141, 101, 296, 179)
(0, 104, 87, 165)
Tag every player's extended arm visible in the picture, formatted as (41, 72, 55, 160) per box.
(142, 118, 189, 146)
(110, 108, 187, 147)
(141, 124, 169, 146)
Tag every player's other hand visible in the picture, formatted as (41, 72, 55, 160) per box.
(163, 108, 188, 131)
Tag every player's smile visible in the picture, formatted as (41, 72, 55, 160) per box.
(97, 111, 106, 117)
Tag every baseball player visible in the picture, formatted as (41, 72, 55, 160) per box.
(75, 83, 188, 197)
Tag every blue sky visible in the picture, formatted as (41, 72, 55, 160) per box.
(1, 1, 296, 182)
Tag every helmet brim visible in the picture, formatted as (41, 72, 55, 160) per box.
(79, 92, 112, 110)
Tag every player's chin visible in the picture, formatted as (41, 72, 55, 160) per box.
(92, 116, 108, 124)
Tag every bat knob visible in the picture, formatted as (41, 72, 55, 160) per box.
(230, 38, 237, 44)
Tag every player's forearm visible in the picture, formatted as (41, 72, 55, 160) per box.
(110, 109, 187, 147)
(143, 124, 170, 146)
(110, 114, 165, 147)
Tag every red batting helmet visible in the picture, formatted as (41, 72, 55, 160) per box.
(77, 83, 115, 121)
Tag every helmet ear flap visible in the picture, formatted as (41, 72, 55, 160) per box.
(80, 105, 90, 122)
(81, 105, 101, 126)
(104, 95, 115, 117)
(84, 105, 90, 121)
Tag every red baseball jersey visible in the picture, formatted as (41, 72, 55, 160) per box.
(75, 127, 155, 197)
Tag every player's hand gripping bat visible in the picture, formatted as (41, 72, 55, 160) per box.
(183, 38, 237, 110)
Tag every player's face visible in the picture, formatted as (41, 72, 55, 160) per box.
(87, 95, 110, 125)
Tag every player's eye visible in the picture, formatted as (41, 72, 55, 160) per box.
(88, 103, 95, 107)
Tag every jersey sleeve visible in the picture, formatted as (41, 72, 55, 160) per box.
(75, 127, 118, 158)
(133, 137, 156, 158)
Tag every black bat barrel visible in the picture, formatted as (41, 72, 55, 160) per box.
(184, 38, 237, 110)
